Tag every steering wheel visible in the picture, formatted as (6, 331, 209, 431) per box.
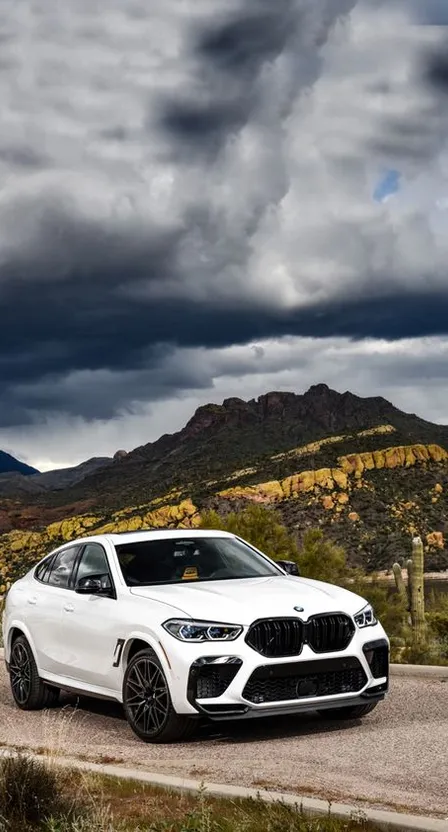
(207, 568, 230, 580)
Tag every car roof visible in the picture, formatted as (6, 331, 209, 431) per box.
(72, 528, 236, 547)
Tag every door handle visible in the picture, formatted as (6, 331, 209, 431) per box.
(63, 603, 75, 613)
(27, 596, 37, 605)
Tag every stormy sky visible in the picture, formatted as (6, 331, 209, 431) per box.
(1, 0, 448, 470)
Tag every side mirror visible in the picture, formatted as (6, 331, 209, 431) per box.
(75, 575, 112, 595)
(277, 559, 300, 576)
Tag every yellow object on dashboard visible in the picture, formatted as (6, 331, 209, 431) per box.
(182, 566, 198, 580)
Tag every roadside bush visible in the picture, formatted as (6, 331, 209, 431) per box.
(0, 755, 382, 832)
(200, 505, 299, 561)
(296, 529, 348, 586)
(0, 755, 79, 830)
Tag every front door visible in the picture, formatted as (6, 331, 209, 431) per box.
(57, 542, 123, 694)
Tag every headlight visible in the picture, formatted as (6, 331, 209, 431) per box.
(162, 619, 243, 642)
(354, 604, 377, 628)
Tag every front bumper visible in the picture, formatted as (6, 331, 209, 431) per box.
(163, 623, 390, 720)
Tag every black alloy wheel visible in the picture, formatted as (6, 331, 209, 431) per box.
(9, 635, 59, 710)
(123, 649, 195, 743)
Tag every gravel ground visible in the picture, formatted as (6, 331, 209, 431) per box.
(0, 662, 447, 818)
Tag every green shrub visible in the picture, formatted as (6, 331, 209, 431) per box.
(200, 505, 299, 561)
(0, 755, 78, 830)
(427, 611, 448, 640)
(296, 529, 348, 586)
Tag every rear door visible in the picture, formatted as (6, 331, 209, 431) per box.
(29, 546, 80, 676)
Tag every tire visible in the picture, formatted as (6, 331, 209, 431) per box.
(9, 635, 60, 711)
(318, 702, 378, 720)
(123, 648, 195, 744)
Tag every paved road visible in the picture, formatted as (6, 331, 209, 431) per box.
(0, 662, 447, 818)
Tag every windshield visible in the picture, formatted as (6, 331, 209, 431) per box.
(115, 536, 282, 586)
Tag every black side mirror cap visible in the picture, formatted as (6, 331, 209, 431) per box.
(276, 559, 300, 576)
(75, 574, 112, 595)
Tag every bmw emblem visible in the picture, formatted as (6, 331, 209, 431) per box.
(294, 605, 304, 613)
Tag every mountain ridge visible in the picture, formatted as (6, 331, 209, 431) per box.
(36, 383, 448, 512)
(0, 450, 39, 477)
(0, 384, 447, 582)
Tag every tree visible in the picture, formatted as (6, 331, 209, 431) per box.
(296, 528, 348, 585)
(200, 505, 299, 560)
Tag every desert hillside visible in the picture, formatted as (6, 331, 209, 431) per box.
(1, 384, 447, 588)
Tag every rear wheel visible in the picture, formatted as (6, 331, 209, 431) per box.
(318, 702, 378, 720)
(9, 635, 60, 710)
(123, 649, 195, 743)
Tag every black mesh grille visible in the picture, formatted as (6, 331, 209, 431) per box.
(245, 618, 304, 658)
(364, 642, 389, 679)
(307, 614, 355, 653)
(245, 614, 354, 658)
(242, 658, 367, 704)
(191, 663, 241, 699)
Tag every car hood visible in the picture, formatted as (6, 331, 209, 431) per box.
(129, 575, 366, 625)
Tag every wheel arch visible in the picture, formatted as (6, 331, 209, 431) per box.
(122, 632, 172, 675)
(4, 620, 39, 666)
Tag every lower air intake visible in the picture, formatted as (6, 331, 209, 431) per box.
(242, 657, 367, 704)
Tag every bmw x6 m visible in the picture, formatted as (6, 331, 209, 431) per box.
(2, 529, 389, 743)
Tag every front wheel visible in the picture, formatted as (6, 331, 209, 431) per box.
(123, 649, 195, 743)
(9, 635, 60, 710)
(318, 702, 378, 720)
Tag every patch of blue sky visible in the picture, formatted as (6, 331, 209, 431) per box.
(373, 169, 402, 203)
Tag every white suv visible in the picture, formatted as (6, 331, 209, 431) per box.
(2, 529, 389, 743)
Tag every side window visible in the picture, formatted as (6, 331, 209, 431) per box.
(35, 555, 55, 584)
(47, 547, 79, 589)
(75, 543, 111, 587)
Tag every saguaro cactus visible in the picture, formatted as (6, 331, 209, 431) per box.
(392, 562, 407, 604)
(392, 536, 427, 648)
(409, 536, 426, 647)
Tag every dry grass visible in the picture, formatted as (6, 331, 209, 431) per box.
(0, 755, 384, 832)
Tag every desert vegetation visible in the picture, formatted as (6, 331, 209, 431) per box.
(0, 504, 446, 664)
(200, 505, 448, 665)
(0, 753, 384, 831)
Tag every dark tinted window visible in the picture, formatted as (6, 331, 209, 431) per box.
(47, 547, 79, 589)
(116, 536, 281, 587)
(35, 555, 55, 584)
(75, 543, 111, 588)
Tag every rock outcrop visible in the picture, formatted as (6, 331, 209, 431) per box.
(218, 444, 448, 502)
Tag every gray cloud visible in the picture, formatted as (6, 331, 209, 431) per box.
(1, 0, 448, 436)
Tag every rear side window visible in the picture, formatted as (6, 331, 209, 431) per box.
(35, 555, 55, 584)
(47, 546, 79, 589)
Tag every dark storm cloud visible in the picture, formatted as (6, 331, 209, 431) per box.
(159, 3, 298, 157)
(2, 258, 448, 427)
(160, 0, 357, 157)
(2, 0, 448, 431)
(425, 50, 448, 95)
(161, 101, 246, 154)
(197, 7, 296, 72)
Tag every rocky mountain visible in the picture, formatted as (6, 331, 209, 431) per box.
(0, 450, 38, 477)
(32, 383, 448, 511)
(0, 384, 447, 588)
